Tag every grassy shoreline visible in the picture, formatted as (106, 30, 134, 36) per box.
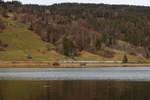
(0, 61, 150, 68)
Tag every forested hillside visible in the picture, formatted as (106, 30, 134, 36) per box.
(0, 1, 7, 52)
(0, 1, 5, 33)
(1, 1, 150, 61)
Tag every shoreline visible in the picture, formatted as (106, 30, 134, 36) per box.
(0, 67, 150, 81)
(0, 61, 150, 68)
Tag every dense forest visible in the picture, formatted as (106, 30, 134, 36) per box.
(0, 1, 5, 32)
(0, 0, 7, 51)
(1, 0, 150, 58)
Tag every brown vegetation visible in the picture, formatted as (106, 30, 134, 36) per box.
(1, 1, 150, 60)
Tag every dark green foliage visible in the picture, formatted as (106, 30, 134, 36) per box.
(10, 1, 22, 6)
(27, 54, 32, 59)
(2, 10, 8, 17)
(46, 44, 51, 51)
(0, 40, 8, 52)
(0, 0, 3, 4)
(0, 1, 5, 33)
(122, 54, 128, 63)
(0, 20, 5, 32)
(107, 36, 113, 47)
(63, 37, 74, 57)
(101, 33, 107, 43)
(28, 24, 33, 30)
(95, 39, 102, 50)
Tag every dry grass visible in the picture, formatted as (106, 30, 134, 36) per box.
(0, 15, 67, 61)
(75, 50, 104, 61)
(75, 47, 144, 62)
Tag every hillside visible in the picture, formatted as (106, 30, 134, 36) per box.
(0, 15, 144, 62)
(0, 15, 67, 61)
(0, 1, 150, 62)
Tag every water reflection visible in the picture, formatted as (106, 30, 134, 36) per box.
(0, 80, 150, 100)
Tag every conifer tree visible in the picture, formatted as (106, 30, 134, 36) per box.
(63, 37, 74, 57)
(95, 39, 101, 50)
(122, 54, 128, 63)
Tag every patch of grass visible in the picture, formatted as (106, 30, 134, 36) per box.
(104, 47, 143, 62)
(75, 51, 104, 61)
(75, 48, 142, 62)
(0, 16, 66, 61)
(145, 59, 150, 63)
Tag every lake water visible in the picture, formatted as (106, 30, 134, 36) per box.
(0, 67, 150, 100)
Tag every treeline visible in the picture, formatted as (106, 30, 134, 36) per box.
(0, 1, 5, 32)
(0, 0, 7, 51)
(2, 1, 150, 57)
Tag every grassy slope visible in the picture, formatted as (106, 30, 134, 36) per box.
(0, 15, 145, 62)
(75, 51, 104, 61)
(0, 15, 67, 61)
(75, 48, 144, 62)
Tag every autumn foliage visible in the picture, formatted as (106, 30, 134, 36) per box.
(2, 1, 150, 57)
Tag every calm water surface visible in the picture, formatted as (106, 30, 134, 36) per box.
(0, 80, 150, 100)
(0, 67, 150, 100)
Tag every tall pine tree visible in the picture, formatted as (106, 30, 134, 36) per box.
(63, 37, 74, 57)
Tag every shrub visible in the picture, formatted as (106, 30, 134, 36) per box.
(2, 10, 8, 17)
(53, 62, 60, 66)
(0, 48, 4, 51)
(122, 54, 128, 63)
(27, 54, 32, 59)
